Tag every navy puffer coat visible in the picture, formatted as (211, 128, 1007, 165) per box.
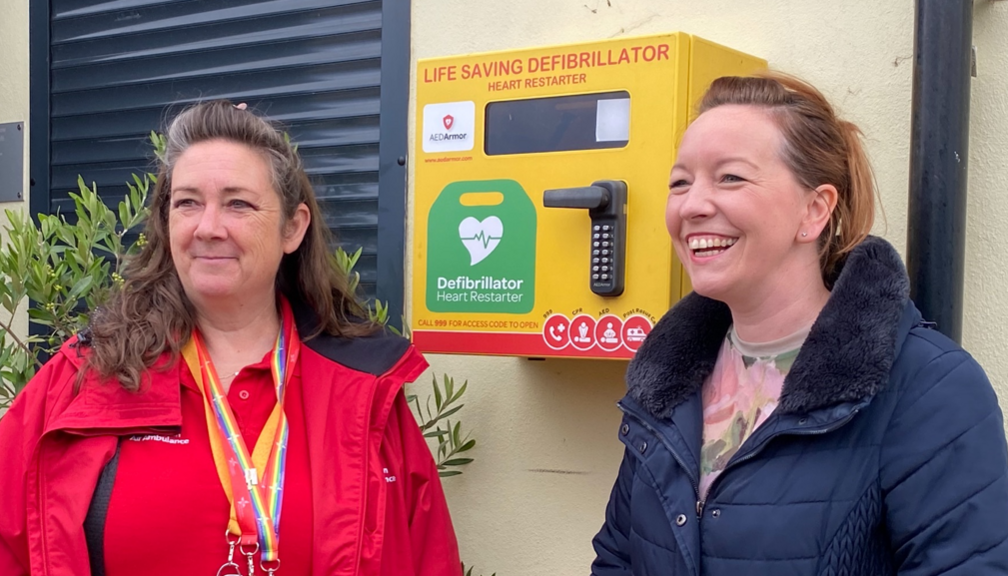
(591, 237, 1008, 575)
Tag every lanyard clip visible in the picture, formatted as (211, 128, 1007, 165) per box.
(240, 540, 260, 576)
(261, 558, 281, 576)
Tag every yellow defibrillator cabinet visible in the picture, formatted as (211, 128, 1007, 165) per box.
(411, 33, 765, 359)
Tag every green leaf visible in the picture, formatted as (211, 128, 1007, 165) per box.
(438, 470, 462, 478)
(368, 298, 389, 326)
(432, 373, 443, 410)
(444, 373, 454, 401)
(67, 274, 95, 302)
(26, 308, 55, 325)
(118, 197, 130, 230)
(424, 396, 434, 424)
(451, 380, 468, 404)
(437, 404, 464, 421)
(441, 458, 474, 467)
(150, 131, 167, 161)
(348, 246, 362, 268)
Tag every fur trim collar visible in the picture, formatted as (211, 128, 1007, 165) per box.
(626, 236, 911, 418)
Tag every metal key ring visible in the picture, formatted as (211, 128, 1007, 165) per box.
(216, 562, 242, 576)
(261, 558, 281, 575)
(240, 541, 260, 556)
(225, 531, 241, 545)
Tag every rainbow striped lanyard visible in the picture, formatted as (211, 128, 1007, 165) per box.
(187, 305, 300, 575)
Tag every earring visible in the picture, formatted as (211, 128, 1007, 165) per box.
(801, 232, 808, 237)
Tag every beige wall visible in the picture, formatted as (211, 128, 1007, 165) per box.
(966, 1, 1008, 386)
(410, 1, 1008, 574)
(0, 0, 30, 345)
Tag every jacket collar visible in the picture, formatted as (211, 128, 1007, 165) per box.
(288, 294, 413, 378)
(47, 340, 184, 434)
(626, 236, 912, 419)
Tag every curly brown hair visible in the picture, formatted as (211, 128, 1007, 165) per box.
(85, 100, 375, 390)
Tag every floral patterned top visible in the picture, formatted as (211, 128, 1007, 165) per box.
(699, 324, 811, 499)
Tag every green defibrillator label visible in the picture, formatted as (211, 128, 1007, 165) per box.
(426, 179, 536, 313)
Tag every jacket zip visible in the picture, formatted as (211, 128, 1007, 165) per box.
(698, 407, 863, 515)
(618, 403, 701, 502)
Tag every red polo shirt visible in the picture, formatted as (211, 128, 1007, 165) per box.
(103, 350, 312, 575)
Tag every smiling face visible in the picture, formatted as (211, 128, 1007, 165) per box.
(666, 104, 824, 308)
(168, 139, 309, 311)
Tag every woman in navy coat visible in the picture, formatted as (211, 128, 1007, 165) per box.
(591, 73, 1008, 575)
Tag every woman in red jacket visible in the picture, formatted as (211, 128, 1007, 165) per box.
(0, 100, 461, 576)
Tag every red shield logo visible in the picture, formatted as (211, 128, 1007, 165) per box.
(442, 115, 454, 130)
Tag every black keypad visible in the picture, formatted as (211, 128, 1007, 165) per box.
(589, 220, 620, 293)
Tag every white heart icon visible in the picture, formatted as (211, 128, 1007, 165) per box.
(458, 216, 504, 266)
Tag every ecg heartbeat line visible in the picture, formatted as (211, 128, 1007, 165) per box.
(463, 229, 502, 249)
